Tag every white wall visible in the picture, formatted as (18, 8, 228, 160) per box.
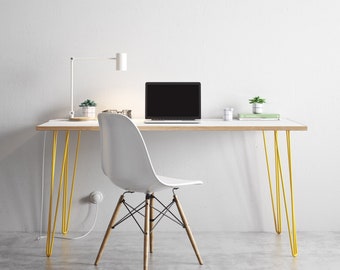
(1, 0, 339, 233)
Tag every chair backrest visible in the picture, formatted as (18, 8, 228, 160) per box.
(98, 113, 162, 193)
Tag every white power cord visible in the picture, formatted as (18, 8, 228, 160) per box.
(37, 203, 99, 241)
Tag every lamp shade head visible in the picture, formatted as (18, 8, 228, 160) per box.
(116, 53, 127, 71)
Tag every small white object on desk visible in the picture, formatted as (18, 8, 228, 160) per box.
(223, 108, 234, 121)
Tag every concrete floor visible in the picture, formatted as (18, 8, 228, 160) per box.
(0, 231, 340, 270)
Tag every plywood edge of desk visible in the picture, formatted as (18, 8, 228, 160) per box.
(36, 125, 308, 132)
(138, 125, 308, 131)
(36, 126, 100, 131)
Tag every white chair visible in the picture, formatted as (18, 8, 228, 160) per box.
(94, 113, 203, 269)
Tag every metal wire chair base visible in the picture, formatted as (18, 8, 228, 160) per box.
(112, 189, 185, 234)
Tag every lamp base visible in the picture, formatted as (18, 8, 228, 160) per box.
(69, 116, 97, 121)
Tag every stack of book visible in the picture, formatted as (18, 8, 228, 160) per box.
(238, 113, 280, 121)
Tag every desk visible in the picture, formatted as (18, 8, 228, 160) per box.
(36, 118, 307, 257)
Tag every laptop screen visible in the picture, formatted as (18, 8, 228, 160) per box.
(145, 82, 201, 120)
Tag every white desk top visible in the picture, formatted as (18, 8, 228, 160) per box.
(36, 118, 307, 131)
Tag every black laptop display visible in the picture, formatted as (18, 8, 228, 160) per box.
(145, 82, 201, 120)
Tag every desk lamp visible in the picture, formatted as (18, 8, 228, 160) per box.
(69, 53, 127, 119)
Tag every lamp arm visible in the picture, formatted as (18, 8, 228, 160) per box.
(70, 57, 117, 61)
(69, 53, 126, 119)
(70, 57, 75, 118)
(70, 57, 114, 118)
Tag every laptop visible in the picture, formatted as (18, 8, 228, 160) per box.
(144, 82, 201, 124)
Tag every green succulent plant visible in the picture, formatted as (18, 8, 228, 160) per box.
(249, 96, 266, 104)
(79, 99, 97, 107)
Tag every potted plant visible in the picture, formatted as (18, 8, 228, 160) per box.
(79, 99, 97, 118)
(249, 96, 266, 114)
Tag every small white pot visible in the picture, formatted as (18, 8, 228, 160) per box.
(252, 103, 263, 114)
(82, 106, 96, 118)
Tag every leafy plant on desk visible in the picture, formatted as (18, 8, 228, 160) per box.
(79, 99, 97, 118)
(79, 99, 97, 107)
(249, 96, 266, 114)
(249, 96, 266, 104)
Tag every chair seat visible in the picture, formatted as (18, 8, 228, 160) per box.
(136, 175, 203, 194)
(157, 175, 203, 188)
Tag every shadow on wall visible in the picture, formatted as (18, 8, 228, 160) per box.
(0, 126, 100, 233)
(0, 120, 277, 232)
(0, 126, 43, 232)
(0, 106, 84, 232)
(142, 130, 268, 231)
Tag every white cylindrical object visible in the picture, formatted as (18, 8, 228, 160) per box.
(116, 53, 127, 71)
(223, 108, 234, 121)
(252, 103, 263, 114)
(82, 106, 96, 118)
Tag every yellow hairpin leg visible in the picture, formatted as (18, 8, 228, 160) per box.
(46, 131, 58, 257)
(62, 132, 70, 234)
(274, 131, 282, 234)
(262, 131, 298, 257)
(65, 131, 81, 233)
(285, 130, 298, 256)
(262, 131, 281, 234)
(45, 131, 81, 257)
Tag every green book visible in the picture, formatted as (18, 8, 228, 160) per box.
(238, 113, 280, 120)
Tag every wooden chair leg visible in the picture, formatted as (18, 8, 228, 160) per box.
(149, 193, 154, 253)
(94, 194, 124, 266)
(173, 194, 204, 265)
(143, 195, 150, 270)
